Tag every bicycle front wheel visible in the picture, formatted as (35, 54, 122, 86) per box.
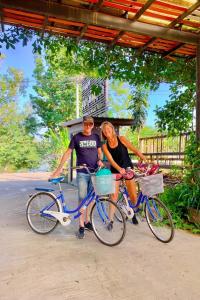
(145, 197, 174, 243)
(90, 198, 126, 246)
(115, 193, 127, 222)
(26, 192, 59, 234)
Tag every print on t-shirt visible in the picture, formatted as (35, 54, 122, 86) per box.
(68, 132, 101, 173)
(79, 140, 97, 148)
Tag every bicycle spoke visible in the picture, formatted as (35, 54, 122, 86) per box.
(145, 197, 174, 243)
(91, 198, 126, 246)
(26, 192, 59, 234)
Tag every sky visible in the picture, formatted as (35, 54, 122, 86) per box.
(0, 41, 171, 127)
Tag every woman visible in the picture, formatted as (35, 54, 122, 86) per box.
(101, 121, 147, 226)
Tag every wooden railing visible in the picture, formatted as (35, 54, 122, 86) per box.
(130, 132, 193, 169)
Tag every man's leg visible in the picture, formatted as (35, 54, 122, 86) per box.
(76, 173, 88, 237)
(85, 176, 94, 230)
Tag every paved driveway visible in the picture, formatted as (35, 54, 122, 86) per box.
(0, 172, 199, 300)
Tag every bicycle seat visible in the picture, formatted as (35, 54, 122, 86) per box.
(48, 176, 65, 184)
(35, 187, 55, 192)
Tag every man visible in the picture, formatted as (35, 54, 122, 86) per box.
(50, 116, 103, 239)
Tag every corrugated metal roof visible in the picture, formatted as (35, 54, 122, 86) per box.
(1, 0, 200, 59)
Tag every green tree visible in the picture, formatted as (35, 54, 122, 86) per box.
(155, 84, 195, 135)
(124, 126, 158, 148)
(47, 128, 70, 169)
(0, 102, 41, 170)
(128, 85, 149, 143)
(108, 80, 131, 118)
(1, 26, 196, 134)
(29, 56, 77, 132)
(41, 37, 196, 135)
(0, 65, 41, 171)
(0, 67, 26, 104)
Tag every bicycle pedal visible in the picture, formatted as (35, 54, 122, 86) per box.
(121, 206, 134, 219)
(63, 216, 70, 223)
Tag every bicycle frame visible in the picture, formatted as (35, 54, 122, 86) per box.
(119, 182, 155, 217)
(40, 181, 109, 226)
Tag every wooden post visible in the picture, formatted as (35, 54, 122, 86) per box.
(196, 39, 200, 141)
(76, 81, 79, 118)
(70, 133, 73, 182)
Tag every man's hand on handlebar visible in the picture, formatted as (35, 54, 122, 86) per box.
(97, 160, 104, 168)
(49, 168, 64, 180)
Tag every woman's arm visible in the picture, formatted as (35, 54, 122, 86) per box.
(119, 136, 147, 162)
(102, 144, 124, 173)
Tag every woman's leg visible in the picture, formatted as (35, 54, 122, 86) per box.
(125, 179, 137, 205)
(109, 180, 120, 221)
(125, 179, 139, 224)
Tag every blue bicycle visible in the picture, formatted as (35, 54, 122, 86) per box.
(26, 165, 126, 246)
(115, 166, 174, 243)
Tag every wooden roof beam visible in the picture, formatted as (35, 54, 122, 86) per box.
(93, 0, 104, 12)
(1, 0, 198, 45)
(40, 14, 48, 38)
(137, 1, 200, 56)
(0, 2, 4, 32)
(169, 0, 200, 29)
(77, 0, 104, 43)
(162, 43, 185, 58)
(77, 24, 89, 41)
(137, 37, 157, 54)
(160, 1, 200, 58)
(0, 14, 4, 32)
(131, 0, 156, 22)
(109, 0, 156, 48)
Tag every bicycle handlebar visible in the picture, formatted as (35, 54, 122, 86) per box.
(49, 164, 102, 183)
(72, 164, 102, 175)
(48, 176, 65, 184)
(115, 163, 160, 181)
(137, 162, 160, 175)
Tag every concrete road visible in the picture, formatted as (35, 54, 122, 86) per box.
(0, 172, 199, 300)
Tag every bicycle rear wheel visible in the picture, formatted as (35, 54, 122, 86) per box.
(90, 198, 126, 246)
(26, 192, 59, 234)
(145, 197, 174, 243)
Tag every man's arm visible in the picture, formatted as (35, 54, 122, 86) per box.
(97, 147, 104, 167)
(50, 148, 72, 178)
(97, 147, 103, 161)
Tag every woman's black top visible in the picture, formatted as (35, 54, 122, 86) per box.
(107, 136, 133, 173)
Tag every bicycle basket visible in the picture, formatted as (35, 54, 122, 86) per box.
(92, 174, 115, 195)
(137, 173, 164, 197)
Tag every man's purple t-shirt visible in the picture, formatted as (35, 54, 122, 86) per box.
(69, 132, 101, 173)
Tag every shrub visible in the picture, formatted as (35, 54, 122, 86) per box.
(160, 133, 200, 234)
